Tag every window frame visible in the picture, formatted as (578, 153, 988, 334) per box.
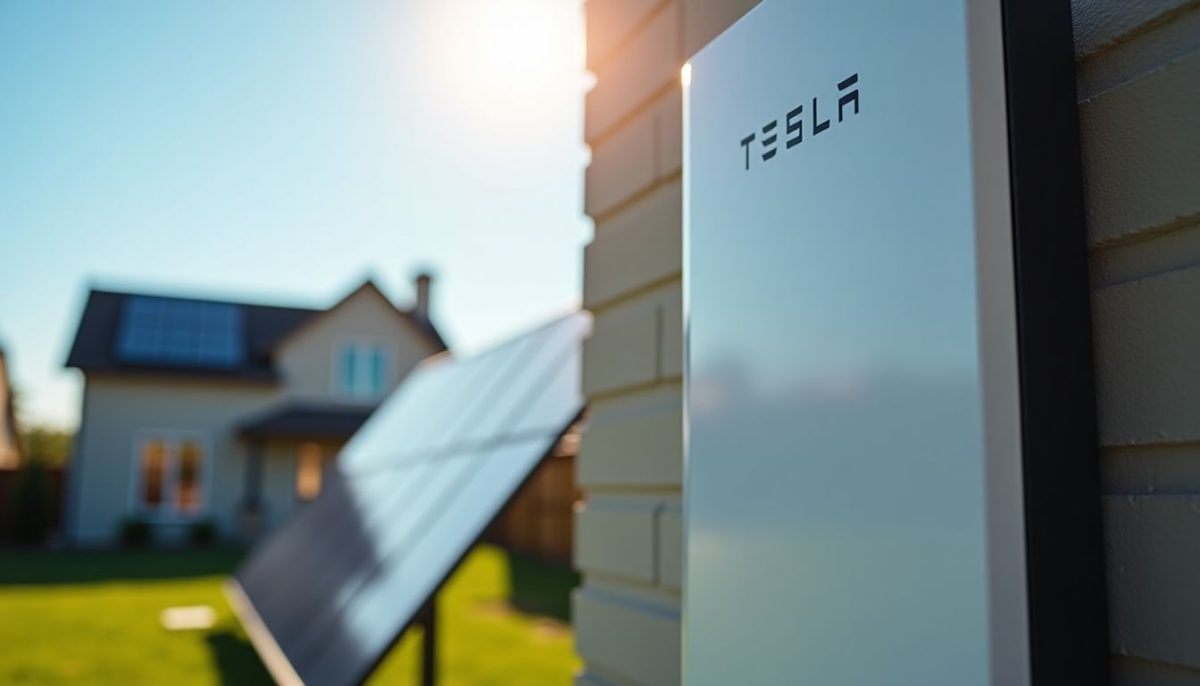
(332, 337, 392, 402)
(128, 429, 212, 522)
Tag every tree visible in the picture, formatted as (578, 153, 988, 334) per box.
(18, 426, 73, 467)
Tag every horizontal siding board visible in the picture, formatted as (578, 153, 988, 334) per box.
(1106, 495, 1200, 669)
(1079, 52, 1200, 246)
(579, 384, 683, 488)
(681, 0, 760, 58)
(582, 295, 660, 396)
(587, 0, 669, 69)
(1093, 264, 1200, 446)
(1075, 4, 1200, 100)
(658, 288, 682, 378)
(1071, 0, 1194, 56)
(656, 86, 683, 177)
(584, 180, 682, 309)
(1111, 656, 1200, 686)
(575, 498, 659, 582)
(586, 111, 658, 218)
(585, 2, 681, 143)
(1102, 442, 1200, 495)
(574, 586, 682, 686)
(657, 505, 683, 590)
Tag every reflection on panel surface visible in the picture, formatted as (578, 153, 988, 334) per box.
(230, 312, 589, 686)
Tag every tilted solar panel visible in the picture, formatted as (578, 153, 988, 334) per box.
(228, 311, 589, 686)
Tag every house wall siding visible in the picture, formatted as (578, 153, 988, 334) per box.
(275, 287, 435, 403)
(575, 2, 756, 685)
(67, 376, 277, 545)
(576, 0, 1200, 684)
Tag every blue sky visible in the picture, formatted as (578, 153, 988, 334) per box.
(0, 0, 590, 429)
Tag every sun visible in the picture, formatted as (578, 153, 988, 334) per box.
(413, 0, 580, 129)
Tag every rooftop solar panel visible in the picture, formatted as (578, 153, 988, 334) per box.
(115, 295, 245, 368)
(228, 311, 589, 686)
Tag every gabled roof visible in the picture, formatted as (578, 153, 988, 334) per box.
(270, 280, 447, 354)
(64, 280, 446, 381)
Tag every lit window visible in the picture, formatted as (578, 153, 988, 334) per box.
(177, 439, 203, 514)
(296, 442, 325, 501)
(134, 433, 206, 518)
(337, 342, 388, 400)
(140, 440, 167, 508)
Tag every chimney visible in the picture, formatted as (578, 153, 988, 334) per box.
(413, 272, 432, 321)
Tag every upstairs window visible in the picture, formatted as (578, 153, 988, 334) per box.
(336, 342, 388, 400)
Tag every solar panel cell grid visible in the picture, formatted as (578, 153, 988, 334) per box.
(115, 296, 245, 368)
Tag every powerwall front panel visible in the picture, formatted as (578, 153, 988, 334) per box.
(683, 1, 1106, 684)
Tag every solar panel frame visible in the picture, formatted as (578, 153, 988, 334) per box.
(229, 311, 589, 686)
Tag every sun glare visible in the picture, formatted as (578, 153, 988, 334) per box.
(415, 0, 578, 130)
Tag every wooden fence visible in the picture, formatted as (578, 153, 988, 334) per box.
(484, 430, 581, 565)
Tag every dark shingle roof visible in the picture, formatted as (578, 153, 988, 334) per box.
(64, 289, 317, 381)
(236, 402, 376, 441)
(64, 281, 445, 381)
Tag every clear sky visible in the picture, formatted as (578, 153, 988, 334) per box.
(0, 0, 590, 430)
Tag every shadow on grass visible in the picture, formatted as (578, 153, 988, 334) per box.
(205, 631, 273, 685)
(506, 551, 579, 623)
(0, 548, 245, 585)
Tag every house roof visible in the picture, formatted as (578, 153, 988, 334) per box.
(236, 402, 375, 441)
(64, 280, 446, 381)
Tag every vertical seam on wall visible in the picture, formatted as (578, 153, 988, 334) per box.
(655, 305, 665, 379)
(653, 103, 662, 178)
(652, 500, 667, 586)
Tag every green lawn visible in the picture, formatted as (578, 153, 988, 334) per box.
(0, 545, 580, 685)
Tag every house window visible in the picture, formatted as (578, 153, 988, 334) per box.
(336, 342, 388, 400)
(135, 433, 206, 518)
(296, 442, 325, 501)
(140, 439, 167, 508)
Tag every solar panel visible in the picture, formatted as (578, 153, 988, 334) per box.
(228, 311, 589, 686)
(115, 295, 245, 368)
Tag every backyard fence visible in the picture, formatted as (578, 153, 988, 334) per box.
(484, 433, 580, 566)
(0, 466, 66, 541)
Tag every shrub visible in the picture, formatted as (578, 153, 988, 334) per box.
(188, 519, 217, 547)
(119, 516, 152, 548)
(7, 459, 53, 545)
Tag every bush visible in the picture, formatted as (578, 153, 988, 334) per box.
(7, 459, 53, 545)
(119, 516, 152, 548)
(188, 519, 217, 547)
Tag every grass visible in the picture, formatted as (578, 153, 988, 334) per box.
(0, 544, 580, 685)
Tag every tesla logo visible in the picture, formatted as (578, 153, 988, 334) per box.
(740, 73, 860, 171)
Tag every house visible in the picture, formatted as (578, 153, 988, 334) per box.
(63, 275, 446, 546)
(0, 347, 20, 468)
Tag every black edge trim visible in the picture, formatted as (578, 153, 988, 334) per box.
(1001, 1, 1110, 683)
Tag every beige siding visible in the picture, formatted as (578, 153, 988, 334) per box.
(577, 0, 1200, 684)
(1082, 2, 1200, 682)
(275, 286, 435, 404)
(68, 376, 277, 545)
(69, 283, 438, 546)
(575, 1, 758, 684)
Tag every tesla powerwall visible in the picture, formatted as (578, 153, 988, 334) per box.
(683, 1, 1107, 684)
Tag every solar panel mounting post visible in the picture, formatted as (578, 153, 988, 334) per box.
(419, 595, 437, 686)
